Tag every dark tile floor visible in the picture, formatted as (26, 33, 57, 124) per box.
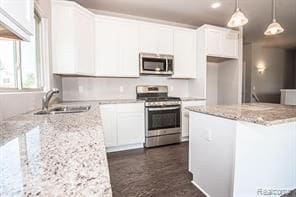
(281, 189, 296, 197)
(107, 142, 205, 197)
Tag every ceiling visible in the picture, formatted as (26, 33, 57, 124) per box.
(73, 0, 296, 49)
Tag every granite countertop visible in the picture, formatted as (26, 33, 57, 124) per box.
(186, 103, 296, 126)
(98, 99, 144, 105)
(181, 97, 206, 102)
(0, 101, 112, 196)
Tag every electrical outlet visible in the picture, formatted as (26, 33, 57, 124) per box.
(119, 86, 124, 93)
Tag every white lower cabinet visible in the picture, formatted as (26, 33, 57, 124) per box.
(117, 112, 145, 146)
(181, 100, 206, 140)
(100, 103, 145, 152)
(100, 105, 117, 147)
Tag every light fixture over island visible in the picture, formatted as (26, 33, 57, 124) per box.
(187, 103, 296, 197)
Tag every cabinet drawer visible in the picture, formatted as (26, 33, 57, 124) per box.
(116, 103, 144, 112)
(182, 100, 206, 108)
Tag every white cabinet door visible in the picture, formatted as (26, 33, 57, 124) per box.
(74, 6, 95, 75)
(205, 26, 239, 58)
(206, 28, 222, 56)
(181, 100, 206, 138)
(95, 17, 139, 77)
(95, 17, 120, 76)
(139, 23, 158, 53)
(118, 20, 139, 77)
(173, 28, 196, 78)
(117, 112, 145, 146)
(0, 0, 34, 35)
(222, 30, 238, 58)
(52, 2, 76, 74)
(139, 23, 173, 54)
(51, 1, 95, 75)
(100, 105, 118, 147)
(157, 25, 174, 54)
(101, 103, 145, 149)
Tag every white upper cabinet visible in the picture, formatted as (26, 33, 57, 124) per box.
(52, 1, 95, 75)
(205, 25, 239, 58)
(206, 28, 222, 56)
(0, 0, 34, 41)
(139, 23, 174, 54)
(222, 30, 239, 58)
(172, 28, 197, 79)
(95, 17, 119, 76)
(95, 16, 139, 77)
(73, 6, 95, 75)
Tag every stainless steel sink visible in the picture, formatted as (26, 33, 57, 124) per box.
(34, 105, 91, 115)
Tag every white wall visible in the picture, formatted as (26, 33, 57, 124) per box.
(62, 76, 189, 101)
(206, 63, 218, 105)
(206, 59, 240, 105)
(218, 59, 240, 105)
(243, 43, 296, 103)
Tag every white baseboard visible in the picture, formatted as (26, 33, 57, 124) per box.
(106, 143, 144, 153)
(191, 180, 211, 197)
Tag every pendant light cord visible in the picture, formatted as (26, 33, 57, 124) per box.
(236, 0, 239, 10)
(273, 0, 276, 21)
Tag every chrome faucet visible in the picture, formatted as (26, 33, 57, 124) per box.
(42, 88, 60, 111)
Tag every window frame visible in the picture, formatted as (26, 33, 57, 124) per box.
(0, 10, 44, 92)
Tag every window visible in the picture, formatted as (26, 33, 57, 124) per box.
(0, 12, 43, 91)
(0, 40, 17, 88)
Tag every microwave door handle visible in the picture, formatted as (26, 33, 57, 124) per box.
(148, 107, 180, 111)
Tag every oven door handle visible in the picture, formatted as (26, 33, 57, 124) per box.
(147, 106, 180, 111)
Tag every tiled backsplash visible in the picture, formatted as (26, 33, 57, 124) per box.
(62, 76, 190, 101)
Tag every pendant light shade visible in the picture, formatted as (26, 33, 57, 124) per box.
(264, 0, 284, 35)
(264, 19, 284, 35)
(227, 0, 248, 27)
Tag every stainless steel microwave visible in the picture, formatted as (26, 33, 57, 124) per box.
(139, 53, 174, 75)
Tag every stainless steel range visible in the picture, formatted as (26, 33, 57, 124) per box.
(136, 85, 181, 147)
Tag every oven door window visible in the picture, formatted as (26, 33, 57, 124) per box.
(143, 58, 167, 72)
(148, 108, 180, 130)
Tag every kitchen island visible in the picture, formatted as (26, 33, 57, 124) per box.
(187, 103, 296, 197)
(0, 102, 113, 196)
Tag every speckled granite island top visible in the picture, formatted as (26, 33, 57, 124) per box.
(186, 103, 296, 126)
(0, 102, 112, 196)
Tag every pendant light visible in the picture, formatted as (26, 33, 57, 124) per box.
(264, 0, 284, 36)
(227, 0, 248, 27)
